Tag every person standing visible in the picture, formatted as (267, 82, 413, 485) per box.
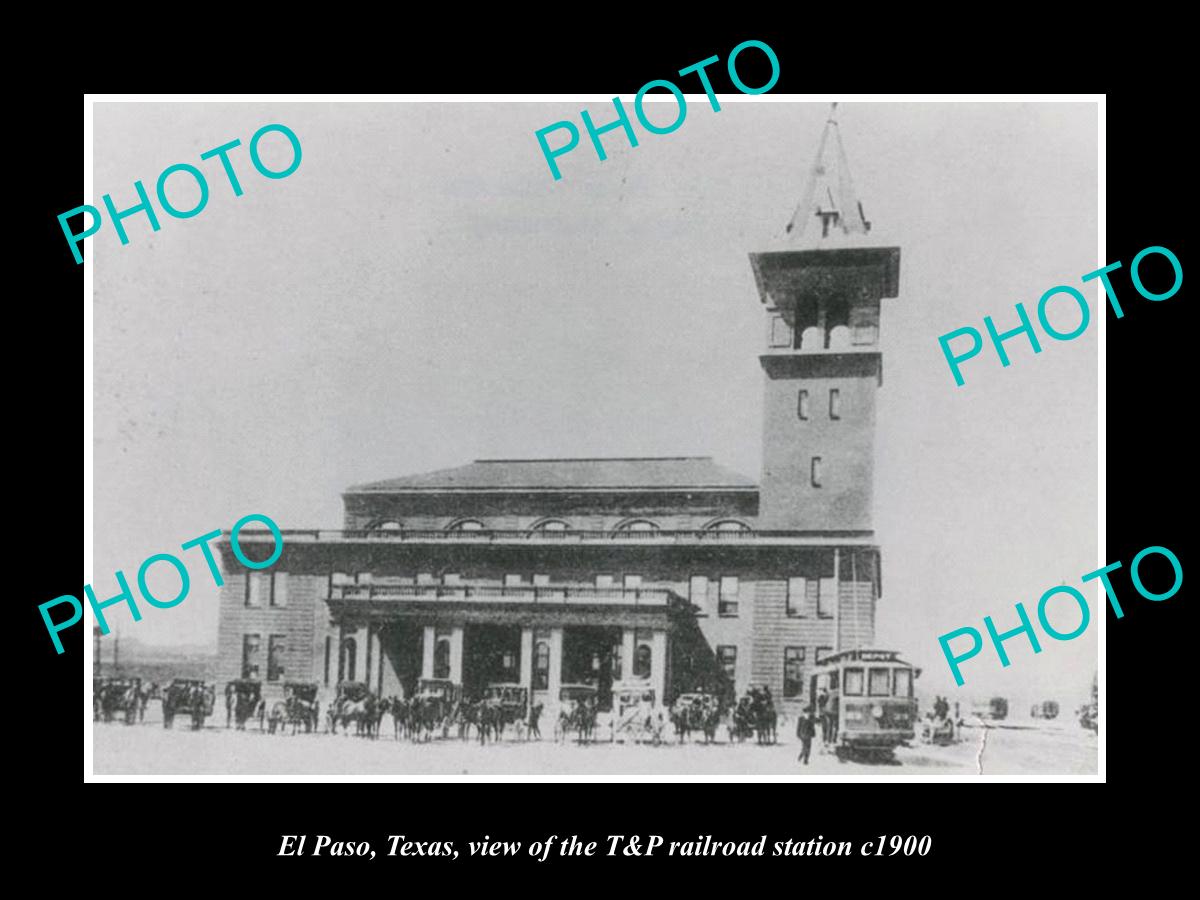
(797, 710, 816, 765)
(817, 688, 830, 745)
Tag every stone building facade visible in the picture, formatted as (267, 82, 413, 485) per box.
(214, 118, 900, 722)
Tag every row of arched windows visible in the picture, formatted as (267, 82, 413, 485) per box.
(363, 518, 754, 535)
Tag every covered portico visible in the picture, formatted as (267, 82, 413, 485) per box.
(327, 586, 678, 718)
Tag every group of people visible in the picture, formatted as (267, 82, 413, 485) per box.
(795, 686, 841, 765)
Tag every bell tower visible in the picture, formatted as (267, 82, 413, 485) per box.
(750, 106, 900, 531)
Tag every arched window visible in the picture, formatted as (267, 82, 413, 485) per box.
(533, 641, 550, 690)
(434, 638, 451, 679)
(446, 519, 485, 533)
(339, 638, 357, 683)
(368, 519, 403, 534)
(703, 519, 752, 534)
(614, 519, 660, 536)
(634, 644, 652, 679)
(530, 519, 570, 536)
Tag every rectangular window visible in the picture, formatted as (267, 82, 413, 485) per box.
(716, 645, 737, 680)
(504, 574, 522, 586)
(797, 389, 809, 420)
(868, 667, 891, 697)
(270, 572, 288, 607)
(719, 576, 739, 617)
(689, 575, 709, 613)
(323, 636, 331, 686)
(844, 667, 864, 696)
(595, 574, 614, 588)
(817, 577, 835, 618)
(829, 388, 841, 420)
(894, 669, 913, 698)
(443, 573, 462, 585)
(816, 646, 833, 664)
(245, 574, 264, 608)
(787, 577, 807, 617)
(853, 324, 878, 345)
(241, 634, 261, 679)
(769, 314, 792, 348)
(624, 574, 642, 589)
(533, 573, 550, 586)
(268, 634, 287, 682)
(417, 572, 436, 585)
(784, 646, 805, 698)
(811, 456, 823, 488)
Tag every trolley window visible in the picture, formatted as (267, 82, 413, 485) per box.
(868, 667, 891, 697)
(843, 667, 864, 696)
(893, 669, 913, 698)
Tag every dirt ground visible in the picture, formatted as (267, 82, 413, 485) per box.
(92, 709, 1097, 776)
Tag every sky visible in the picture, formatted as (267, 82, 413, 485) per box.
(92, 99, 1098, 711)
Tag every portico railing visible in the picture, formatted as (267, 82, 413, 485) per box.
(234, 528, 871, 545)
(328, 583, 673, 606)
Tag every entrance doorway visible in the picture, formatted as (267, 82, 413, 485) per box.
(462, 624, 522, 700)
(562, 626, 622, 712)
(378, 622, 423, 698)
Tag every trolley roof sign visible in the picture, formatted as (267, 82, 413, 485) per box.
(819, 648, 911, 665)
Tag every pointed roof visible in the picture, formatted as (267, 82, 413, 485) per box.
(347, 457, 758, 493)
(782, 103, 873, 245)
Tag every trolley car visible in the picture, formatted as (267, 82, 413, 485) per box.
(808, 648, 919, 758)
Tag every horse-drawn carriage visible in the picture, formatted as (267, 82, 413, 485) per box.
(225, 679, 265, 730)
(555, 684, 600, 742)
(263, 682, 320, 734)
(605, 685, 665, 744)
(162, 678, 216, 730)
(474, 683, 528, 742)
(96, 677, 140, 724)
(727, 683, 778, 744)
(327, 681, 378, 736)
(669, 691, 721, 744)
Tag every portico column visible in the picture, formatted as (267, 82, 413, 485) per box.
(548, 628, 564, 699)
(369, 627, 382, 693)
(450, 626, 464, 685)
(650, 630, 667, 707)
(421, 625, 435, 679)
(621, 628, 636, 684)
(519, 627, 534, 691)
(354, 624, 369, 683)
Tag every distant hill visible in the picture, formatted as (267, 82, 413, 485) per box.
(94, 636, 217, 682)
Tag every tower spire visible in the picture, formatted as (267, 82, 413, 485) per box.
(785, 103, 872, 241)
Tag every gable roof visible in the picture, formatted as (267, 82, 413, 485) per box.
(346, 457, 758, 493)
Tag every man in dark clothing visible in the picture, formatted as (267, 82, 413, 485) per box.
(817, 689, 830, 744)
(528, 702, 543, 741)
(797, 711, 816, 765)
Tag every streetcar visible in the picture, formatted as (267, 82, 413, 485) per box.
(807, 648, 920, 759)
(1030, 700, 1060, 720)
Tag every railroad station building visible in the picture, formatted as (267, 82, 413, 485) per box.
(214, 112, 900, 721)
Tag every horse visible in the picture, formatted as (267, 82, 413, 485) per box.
(268, 700, 288, 734)
(329, 695, 375, 736)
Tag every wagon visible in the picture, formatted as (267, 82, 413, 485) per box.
(163, 678, 216, 730)
(416, 678, 460, 704)
(98, 677, 139, 725)
(482, 683, 528, 716)
(606, 685, 661, 743)
(274, 681, 320, 733)
(556, 684, 600, 742)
